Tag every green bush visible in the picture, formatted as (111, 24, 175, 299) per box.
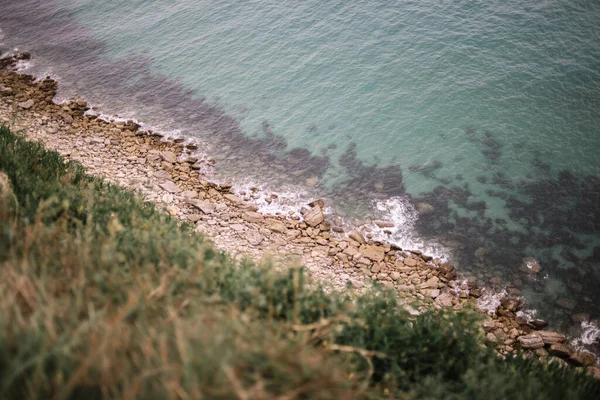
(1, 125, 599, 399)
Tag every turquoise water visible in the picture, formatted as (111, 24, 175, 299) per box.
(1, 0, 600, 346)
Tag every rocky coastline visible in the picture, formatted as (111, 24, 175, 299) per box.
(1, 52, 598, 377)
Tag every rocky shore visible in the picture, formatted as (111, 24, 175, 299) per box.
(0, 52, 598, 377)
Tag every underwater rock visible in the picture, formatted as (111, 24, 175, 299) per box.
(416, 202, 434, 215)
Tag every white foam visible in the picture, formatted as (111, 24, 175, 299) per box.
(572, 321, 600, 347)
(368, 196, 449, 261)
(477, 288, 507, 314)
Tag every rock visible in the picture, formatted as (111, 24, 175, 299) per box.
(229, 224, 245, 232)
(305, 176, 318, 186)
(416, 202, 434, 215)
(548, 343, 574, 359)
(223, 194, 244, 204)
(521, 257, 541, 273)
(474, 247, 487, 260)
(538, 331, 567, 345)
(303, 205, 324, 227)
(359, 245, 385, 262)
(528, 319, 548, 330)
(348, 231, 365, 244)
(308, 199, 325, 209)
(181, 190, 198, 199)
(428, 289, 440, 299)
(419, 276, 440, 290)
(0, 85, 12, 96)
(18, 99, 35, 109)
(265, 219, 287, 234)
(187, 214, 202, 223)
(500, 297, 523, 312)
(242, 211, 264, 223)
(434, 292, 454, 308)
(245, 231, 263, 246)
(569, 352, 596, 367)
(403, 257, 418, 267)
(160, 151, 177, 163)
(556, 298, 576, 311)
(188, 200, 215, 214)
(374, 220, 395, 228)
(517, 334, 544, 349)
(486, 332, 498, 343)
(159, 181, 181, 194)
(482, 320, 496, 332)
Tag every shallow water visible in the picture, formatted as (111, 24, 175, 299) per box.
(1, 0, 599, 350)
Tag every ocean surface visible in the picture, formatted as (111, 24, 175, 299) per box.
(1, 0, 599, 351)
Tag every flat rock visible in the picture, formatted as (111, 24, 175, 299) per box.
(265, 219, 287, 234)
(160, 151, 177, 163)
(182, 190, 198, 199)
(188, 200, 215, 214)
(242, 211, 264, 223)
(538, 331, 567, 345)
(403, 257, 418, 267)
(18, 99, 35, 109)
(223, 194, 244, 204)
(359, 244, 385, 262)
(374, 220, 395, 228)
(303, 205, 324, 227)
(159, 180, 181, 194)
(230, 224, 245, 232)
(517, 334, 544, 349)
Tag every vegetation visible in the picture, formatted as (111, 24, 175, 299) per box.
(0, 125, 599, 399)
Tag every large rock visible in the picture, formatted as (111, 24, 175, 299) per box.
(303, 205, 324, 227)
(517, 334, 544, 349)
(159, 180, 181, 194)
(359, 244, 385, 262)
(537, 331, 567, 345)
(548, 343, 574, 358)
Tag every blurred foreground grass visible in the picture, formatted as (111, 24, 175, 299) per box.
(1, 125, 599, 399)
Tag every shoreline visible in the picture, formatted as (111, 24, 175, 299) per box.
(1, 52, 598, 374)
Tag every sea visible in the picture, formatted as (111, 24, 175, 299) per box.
(1, 0, 599, 353)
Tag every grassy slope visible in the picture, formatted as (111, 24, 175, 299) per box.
(0, 125, 599, 399)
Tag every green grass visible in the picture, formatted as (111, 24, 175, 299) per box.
(1, 125, 599, 399)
